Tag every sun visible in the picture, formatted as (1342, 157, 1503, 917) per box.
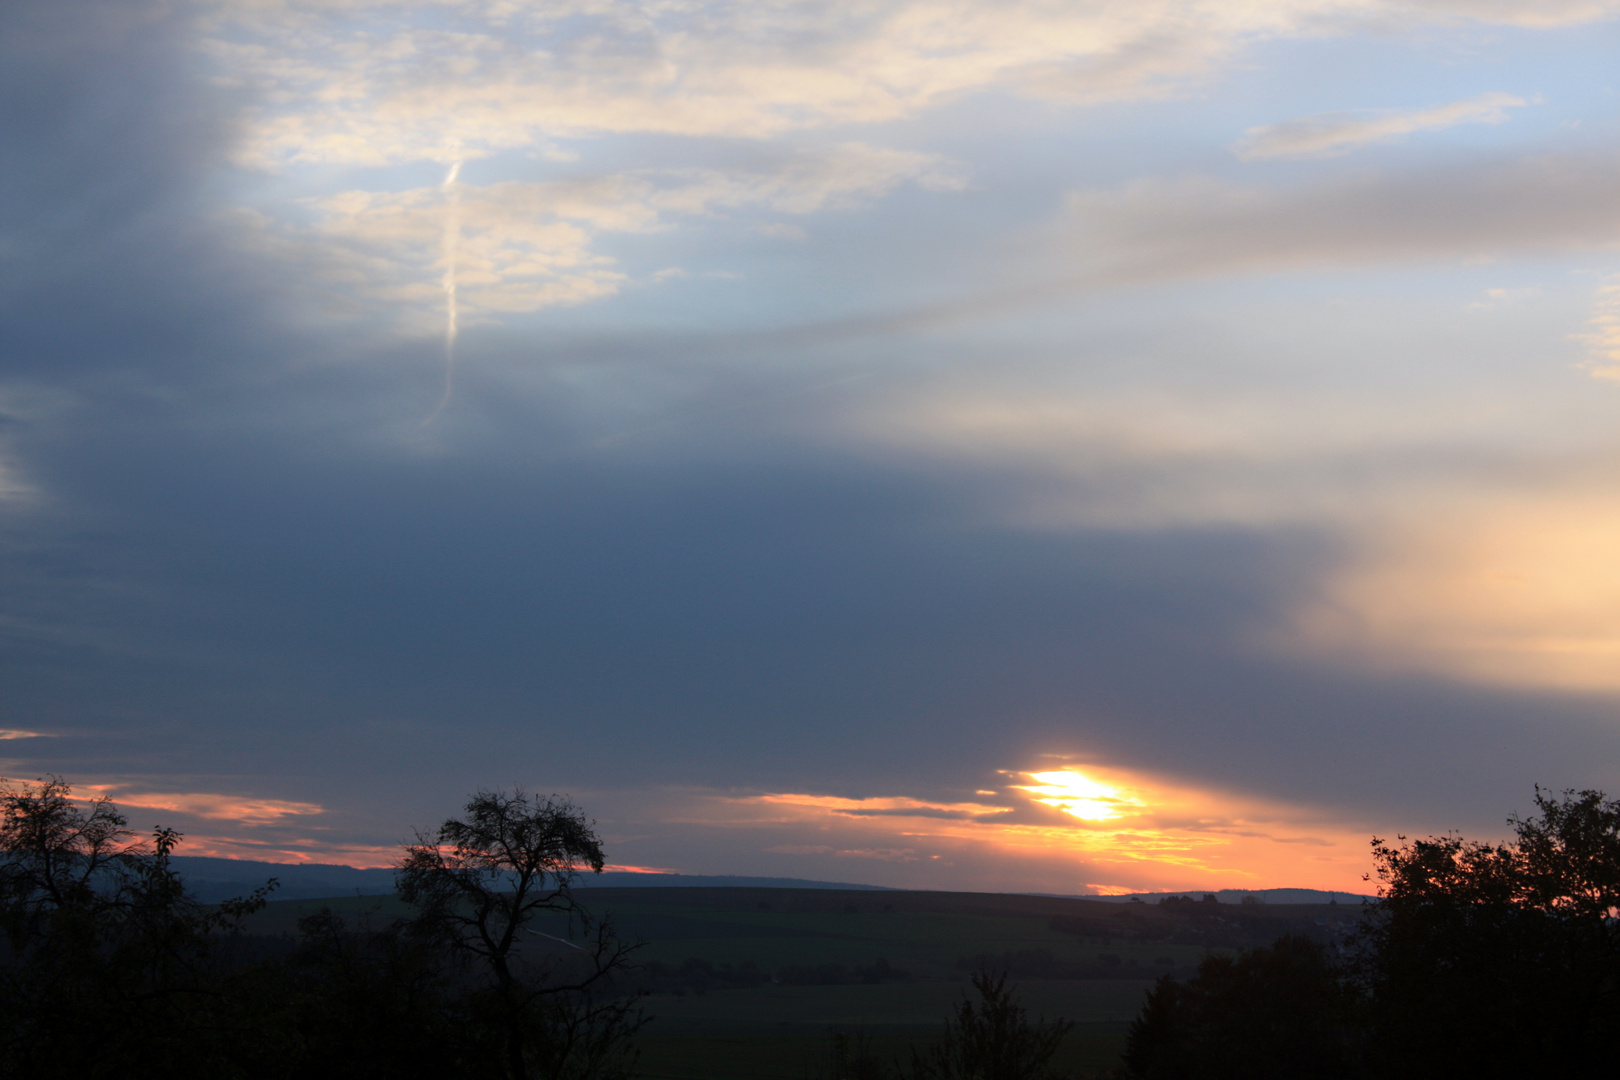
(1020, 770, 1141, 821)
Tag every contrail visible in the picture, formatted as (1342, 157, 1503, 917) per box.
(424, 158, 462, 423)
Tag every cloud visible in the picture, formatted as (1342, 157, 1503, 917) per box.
(1581, 276, 1620, 379)
(1059, 152, 1620, 287)
(753, 792, 1015, 822)
(201, 1, 1619, 170)
(770, 149, 1620, 346)
(1288, 475, 1620, 693)
(13, 0, 1620, 887)
(156, 835, 400, 865)
(814, 266, 1620, 699)
(1, 776, 326, 834)
(831, 357, 1580, 538)
(765, 844, 921, 860)
(1405, 0, 1620, 27)
(647, 145, 965, 215)
(1235, 92, 1528, 160)
(677, 765, 1380, 893)
(1469, 284, 1543, 309)
(757, 223, 808, 240)
(238, 143, 956, 328)
(87, 787, 326, 826)
(202, 1, 1254, 167)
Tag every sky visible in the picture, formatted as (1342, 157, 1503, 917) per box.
(5, 0, 1620, 897)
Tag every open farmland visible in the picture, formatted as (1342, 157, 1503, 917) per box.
(242, 887, 1363, 1078)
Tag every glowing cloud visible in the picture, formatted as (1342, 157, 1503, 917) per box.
(1021, 770, 1142, 821)
(1291, 482, 1620, 693)
(2, 778, 332, 846)
(106, 791, 325, 826)
(1583, 275, 1620, 380)
(46, 782, 329, 827)
(676, 766, 1380, 894)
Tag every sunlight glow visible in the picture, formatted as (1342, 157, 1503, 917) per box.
(701, 769, 1377, 895)
(1021, 770, 1141, 821)
(1086, 883, 1141, 896)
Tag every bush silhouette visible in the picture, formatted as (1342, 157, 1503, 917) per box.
(1123, 935, 1361, 1080)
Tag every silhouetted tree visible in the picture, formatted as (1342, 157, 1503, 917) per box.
(1357, 787, 1620, 1077)
(909, 968, 1071, 1080)
(0, 776, 276, 1078)
(1122, 935, 1363, 1080)
(396, 788, 644, 1080)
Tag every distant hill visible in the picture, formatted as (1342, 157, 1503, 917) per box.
(169, 858, 1365, 906)
(169, 857, 395, 903)
(579, 873, 895, 892)
(167, 857, 893, 903)
(1086, 888, 1375, 905)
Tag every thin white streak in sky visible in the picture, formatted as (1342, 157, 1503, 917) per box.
(424, 159, 462, 423)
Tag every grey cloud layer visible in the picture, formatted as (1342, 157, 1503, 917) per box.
(1062, 152, 1620, 284)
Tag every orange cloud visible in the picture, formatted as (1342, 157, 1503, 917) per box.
(75, 786, 325, 827)
(164, 834, 399, 867)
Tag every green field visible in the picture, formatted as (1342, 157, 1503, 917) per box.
(243, 887, 1361, 1078)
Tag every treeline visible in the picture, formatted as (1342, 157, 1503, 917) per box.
(0, 779, 642, 1080)
(1124, 788, 1620, 1079)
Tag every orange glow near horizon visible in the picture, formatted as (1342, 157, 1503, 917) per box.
(696, 764, 1382, 895)
(1086, 883, 1140, 896)
(3, 770, 1382, 892)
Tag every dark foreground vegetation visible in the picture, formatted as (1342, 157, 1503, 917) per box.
(1124, 788, 1620, 1080)
(0, 778, 643, 1080)
(5, 778, 1619, 1078)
